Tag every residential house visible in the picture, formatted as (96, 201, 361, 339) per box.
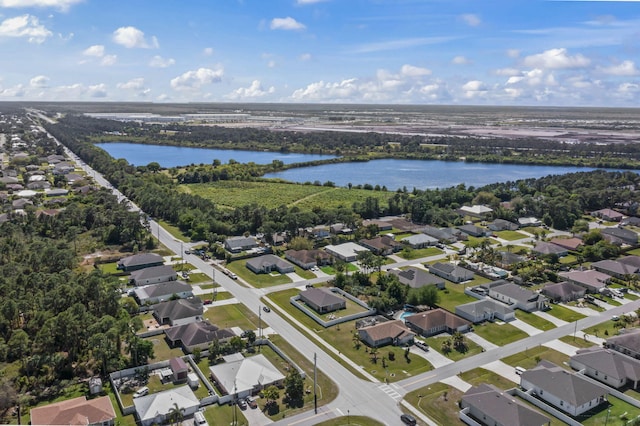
(330, 223, 353, 235)
(324, 242, 369, 262)
(285, 249, 332, 270)
(458, 224, 491, 238)
(400, 233, 438, 249)
(246, 254, 295, 274)
(45, 188, 69, 197)
(570, 346, 640, 389)
(605, 329, 640, 359)
(592, 208, 624, 222)
(27, 181, 51, 190)
(486, 280, 547, 312)
(460, 384, 550, 426)
(621, 217, 640, 227)
(134, 280, 193, 305)
(30, 396, 116, 426)
(458, 204, 493, 219)
(520, 361, 607, 417)
(305, 225, 330, 239)
(299, 288, 346, 314)
(362, 218, 394, 231)
(209, 354, 286, 399)
(531, 242, 568, 257)
(455, 299, 515, 323)
(421, 225, 458, 244)
(117, 253, 164, 272)
(549, 237, 583, 251)
(224, 236, 258, 253)
(518, 217, 542, 227)
(404, 308, 471, 337)
(165, 321, 234, 353)
(52, 162, 75, 175)
(488, 219, 519, 232)
(359, 235, 403, 256)
(601, 227, 638, 246)
(591, 259, 640, 279)
(495, 251, 526, 270)
(133, 385, 199, 426)
(64, 173, 84, 184)
(357, 319, 415, 348)
(388, 267, 446, 290)
(153, 298, 203, 326)
(559, 270, 611, 293)
(428, 262, 475, 283)
(541, 281, 586, 303)
(129, 264, 178, 286)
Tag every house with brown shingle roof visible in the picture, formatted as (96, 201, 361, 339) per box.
(357, 319, 415, 348)
(541, 281, 586, 303)
(359, 235, 402, 256)
(592, 208, 624, 222)
(285, 249, 331, 270)
(404, 308, 470, 337)
(549, 237, 583, 251)
(299, 288, 346, 314)
(30, 395, 116, 426)
(388, 267, 445, 289)
(531, 241, 568, 257)
(559, 270, 611, 293)
(165, 321, 234, 353)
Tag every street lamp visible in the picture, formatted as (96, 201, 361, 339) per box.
(605, 407, 611, 426)
(347, 409, 350, 424)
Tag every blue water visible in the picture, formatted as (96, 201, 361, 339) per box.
(400, 311, 413, 322)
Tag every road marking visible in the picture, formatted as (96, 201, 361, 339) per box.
(379, 384, 402, 400)
(335, 408, 343, 416)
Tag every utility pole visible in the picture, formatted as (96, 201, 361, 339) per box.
(258, 307, 262, 352)
(314, 352, 318, 414)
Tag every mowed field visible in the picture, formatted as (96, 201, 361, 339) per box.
(180, 180, 394, 210)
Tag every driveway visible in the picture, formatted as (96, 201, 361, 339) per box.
(409, 346, 453, 368)
(542, 338, 579, 356)
(465, 332, 498, 350)
(482, 360, 520, 384)
(440, 375, 472, 392)
(241, 404, 272, 426)
(509, 319, 543, 336)
(533, 310, 568, 327)
(562, 304, 600, 317)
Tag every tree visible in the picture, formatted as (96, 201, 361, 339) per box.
(263, 385, 280, 411)
(147, 161, 161, 173)
(452, 331, 467, 353)
(209, 339, 222, 362)
(284, 368, 304, 407)
(441, 339, 452, 355)
(168, 402, 183, 425)
(245, 330, 256, 346)
(7, 329, 30, 364)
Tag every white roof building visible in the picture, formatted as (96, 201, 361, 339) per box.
(209, 354, 285, 398)
(133, 385, 199, 426)
(324, 242, 369, 262)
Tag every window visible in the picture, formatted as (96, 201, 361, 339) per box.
(560, 401, 564, 406)
(540, 390, 543, 395)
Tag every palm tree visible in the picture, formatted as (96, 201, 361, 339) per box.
(441, 339, 452, 355)
(168, 403, 183, 425)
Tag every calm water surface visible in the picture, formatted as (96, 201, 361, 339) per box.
(96, 142, 629, 190)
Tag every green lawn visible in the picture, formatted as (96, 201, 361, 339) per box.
(404, 383, 463, 426)
(436, 284, 482, 312)
(200, 291, 234, 302)
(396, 246, 443, 260)
(187, 272, 212, 284)
(295, 266, 316, 280)
(582, 319, 623, 339)
(545, 304, 587, 322)
(143, 335, 184, 363)
(495, 230, 528, 241)
(515, 311, 556, 331)
(202, 403, 247, 426)
(203, 303, 267, 331)
(580, 395, 640, 425)
(424, 334, 483, 361)
(559, 335, 598, 349)
(157, 219, 190, 241)
(315, 417, 385, 426)
(98, 262, 121, 275)
(227, 259, 292, 287)
(501, 346, 570, 370)
(559, 254, 577, 264)
(472, 321, 528, 346)
(459, 367, 516, 389)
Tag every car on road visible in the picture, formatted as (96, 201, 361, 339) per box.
(400, 414, 417, 425)
(184, 250, 192, 255)
(133, 386, 149, 398)
(263, 306, 271, 313)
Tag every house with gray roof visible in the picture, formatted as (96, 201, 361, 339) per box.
(246, 254, 295, 274)
(165, 320, 234, 353)
(153, 298, 203, 326)
(299, 288, 346, 314)
(458, 204, 493, 219)
(591, 259, 640, 279)
(619, 255, 640, 269)
(129, 264, 177, 286)
(518, 217, 542, 227)
(541, 281, 586, 303)
(559, 270, 611, 293)
(428, 262, 475, 283)
(488, 219, 519, 232)
(421, 225, 457, 244)
(285, 249, 331, 269)
(601, 227, 638, 246)
(460, 384, 550, 426)
(605, 329, 640, 359)
(224, 236, 258, 253)
(486, 280, 547, 312)
(570, 346, 640, 389)
(133, 385, 199, 426)
(324, 242, 369, 262)
(520, 361, 607, 417)
(495, 251, 525, 270)
(458, 224, 491, 238)
(455, 299, 515, 323)
(400, 233, 438, 249)
(388, 267, 445, 289)
(531, 242, 568, 257)
(133, 281, 193, 305)
(117, 253, 164, 272)
(209, 354, 285, 400)
(357, 319, 415, 348)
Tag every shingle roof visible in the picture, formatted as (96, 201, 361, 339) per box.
(541, 281, 585, 300)
(165, 321, 234, 347)
(606, 329, 640, 354)
(456, 299, 514, 317)
(532, 241, 567, 255)
(118, 253, 163, 268)
(359, 319, 414, 343)
(133, 386, 199, 424)
(405, 308, 470, 331)
(153, 298, 203, 322)
(400, 233, 438, 246)
(572, 347, 640, 383)
(129, 264, 177, 281)
(462, 384, 550, 426)
(388, 267, 445, 288)
(209, 354, 285, 395)
(138, 280, 191, 299)
(285, 249, 330, 264)
(559, 270, 610, 291)
(488, 280, 541, 303)
(299, 288, 345, 308)
(591, 259, 639, 275)
(246, 254, 294, 271)
(31, 396, 116, 426)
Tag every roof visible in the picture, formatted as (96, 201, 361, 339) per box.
(606, 329, 640, 353)
(429, 262, 475, 280)
(559, 270, 610, 290)
(620, 255, 640, 269)
(31, 396, 116, 426)
(462, 384, 550, 426)
(153, 298, 203, 321)
(400, 233, 438, 246)
(136, 280, 192, 300)
(601, 227, 638, 244)
(324, 242, 369, 259)
(549, 237, 583, 251)
(405, 308, 470, 331)
(300, 288, 345, 308)
(118, 253, 164, 268)
(572, 346, 640, 383)
(591, 259, 639, 276)
(165, 321, 235, 347)
(456, 299, 514, 317)
(209, 354, 285, 395)
(521, 361, 607, 406)
(284, 249, 330, 264)
(532, 241, 567, 255)
(458, 224, 487, 235)
(170, 357, 188, 373)
(388, 267, 445, 288)
(246, 254, 294, 271)
(360, 235, 402, 251)
(129, 264, 177, 281)
(593, 208, 624, 219)
(359, 319, 414, 342)
(518, 217, 541, 226)
(487, 280, 542, 304)
(459, 205, 493, 215)
(541, 281, 585, 299)
(225, 236, 257, 249)
(133, 386, 199, 424)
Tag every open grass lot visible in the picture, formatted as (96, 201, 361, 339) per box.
(143, 335, 184, 363)
(203, 403, 247, 426)
(501, 346, 570, 370)
(187, 272, 212, 284)
(404, 382, 463, 426)
(580, 395, 640, 425)
(200, 291, 234, 302)
(436, 284, 482, 312)
(515, 311, 556, 331)
(495, 230, 528, 241)
(545, 304, 587, 322)
(315, 416, 385, 426)
(157, 219, 189, 241)
(560, 254, 577, 264)
(459, 367, 516, 389)
(98, 261, 122, 275)
(627, 248, 640, 256)
(424, 334, 483, 361)
(227, 259, 292, 287)
(472, 321, 528, 346)
(203, 303, 267, 331)
(397, 246, 443, 260)
(559, 335, 599, 349)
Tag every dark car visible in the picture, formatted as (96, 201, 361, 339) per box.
(237, 398, 247, 410)
(400, 414, 417, 425)
(263, 306, 271, 313)
(246, 396, 257, 409)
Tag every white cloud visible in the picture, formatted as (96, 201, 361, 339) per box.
(88, 83, 107, 97)
(461, 80, 488, 99)
(452, 56, 471, 65)
(149, 55, 175, 68)
(460, 14, 481, 27)
(522, 48, 590, 69)
(270, 17, 306, 30)
(83, 44, 104, 57)
(203, 47, 213, 56)
(112, 26, 158, 49)
(0, 84, 25, 97)
(0, 0, 82, 10)
(170, 67, 223, 90)
(495, 67, 521, 76)
(599, 60, 639, 76)
(291, 78, 359, 101)
(30, 75, 49, 88)
(0, 14, 52, 43)
(226, 80, 275, 99)
(117, 77, 144, 90)
(507, 49, 520, 58)
(100, 54, 117, 66)
(400, 64, 431, 77)
(299, 53, 312, 61)
(267, 60, 276, 68)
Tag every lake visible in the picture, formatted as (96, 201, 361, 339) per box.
(96, 142, 629, 190)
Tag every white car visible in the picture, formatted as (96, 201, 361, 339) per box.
(133, 386, 149, 398)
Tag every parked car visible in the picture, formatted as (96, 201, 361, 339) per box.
(263, 306, 271, 313)
(414, 341, 429, 352)
(133, 386, 149, 398)
(193, 411, 209, 426)
(246, 396, 257, 409)
(203, 299, 212, 305)
(400, 414, 417, 425)
(237, 398, 247, 410)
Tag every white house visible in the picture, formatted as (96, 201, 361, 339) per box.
(133, 386, 199, 426)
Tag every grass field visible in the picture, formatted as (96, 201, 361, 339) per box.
(181, 180, 394, 211)
(436, 284, 482, 312)
(580, 395, 640, 425)
(202, 403, 247, 426)
(472, 321, 528, 346)
(515, 311, 556, 331)
(315, 417, 385, 426)
(424, 334, 483, 361)
(459, 367, 516, 389)
(157, 219, 189, 241)
(582, 319, 622, 339)
(501, 346, 570, 370)
(559, 335, 598, 349)
(203, 303, 267, 331)
(404, 383, 463, 426)
(143, 336, 184, 363)
(495, 230, 528, 241)
(545, 304, 587, 322)
(396, 246, 443, 260)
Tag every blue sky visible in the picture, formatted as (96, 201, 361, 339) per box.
(0, 0, 639, 106)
